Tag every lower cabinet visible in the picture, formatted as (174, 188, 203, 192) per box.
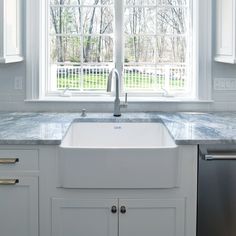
(52, 199, 118, 236)
(0, 144, 198, 236)
(0, 177, 38, 236)
(52, 198, 185, 236)
(119, 199, 185, 236)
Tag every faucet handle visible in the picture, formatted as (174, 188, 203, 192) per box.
(107, 70, 113, 92)
(120, 93, 128, 109)
(125, 93, 128, 104)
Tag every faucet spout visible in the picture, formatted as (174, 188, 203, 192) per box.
(107, 68, 128, 117)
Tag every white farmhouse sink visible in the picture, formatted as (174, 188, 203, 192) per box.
(59, 122, 179, 189)
(61, 122, 176, 148)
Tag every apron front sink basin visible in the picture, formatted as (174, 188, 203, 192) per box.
(61, 122, 176, 148)
(59, 122, 179, 189)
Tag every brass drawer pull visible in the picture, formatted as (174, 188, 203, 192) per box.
(0, 158, 19, 164)
(0, 179, 19, 185)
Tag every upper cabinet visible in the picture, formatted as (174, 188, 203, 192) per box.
(215, 0, 236, 63)
(0, 0, 23, 63)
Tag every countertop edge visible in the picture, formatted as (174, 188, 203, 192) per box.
(0, 112, 235, 146)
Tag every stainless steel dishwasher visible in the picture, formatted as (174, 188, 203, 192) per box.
(198, 145, 236, 236)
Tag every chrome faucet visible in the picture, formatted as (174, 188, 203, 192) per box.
(107, 68, 128, 117)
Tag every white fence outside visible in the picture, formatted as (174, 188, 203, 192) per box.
(52, 64, 188, 92)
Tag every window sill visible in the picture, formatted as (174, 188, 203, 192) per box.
(25, 96, 214, 103)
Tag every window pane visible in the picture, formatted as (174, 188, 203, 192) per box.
(49, 0, 114, 93)
(156, 36, 187, 63)
(125, 0, 156, 5)
(124, 65, 187, 92)
(125, 36, 156, 63)
(55, 64, 110, 90)
(83, 36, 113, 62)
(124, 7, 156, 35)
(83, 0, 114, 5)
(82, 65, 110, 91)
(124, 0, 190, 93)
(157, 7, 188, 34)
(124, 66, 163, 90)
(56, 65, 82, 89)
(50, 36, 81, 63)
(168, 65, 187, 90)
(50, 0, 113, 5)
(50, 7, 82, 35)
(157, 0, 187, 6)
(50, 0, 81, 5)
(82, 7, 113, 34)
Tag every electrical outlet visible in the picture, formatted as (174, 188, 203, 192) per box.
(14, 76, 23, 90)
(214, 78, 236, 91)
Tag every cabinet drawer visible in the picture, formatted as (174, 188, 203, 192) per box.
(0, 150, 38, 171)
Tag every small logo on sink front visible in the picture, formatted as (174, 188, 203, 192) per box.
(114, 126, 122, 130)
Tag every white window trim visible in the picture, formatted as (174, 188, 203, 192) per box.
(25, 0, 212, 102)
(196, 0, 212, 100)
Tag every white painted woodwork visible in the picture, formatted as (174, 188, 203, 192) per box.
(0, 176, 38, 236)
(52, 198, 118, 236)
(0, 0, 23, 63)
(119, 199, 185, 236)
(215, 0, 236, 63)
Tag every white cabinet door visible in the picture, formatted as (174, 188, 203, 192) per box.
(0, 177, 38, 236)
(215, 0, 236, 63)
(0, 0, 23, 63)
(119, 199, 185, 236)
(52, 198, 118, 236)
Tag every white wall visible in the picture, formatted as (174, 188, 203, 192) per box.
(0, 2, 236, 112)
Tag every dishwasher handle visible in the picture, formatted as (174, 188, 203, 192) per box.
(204, 154, 236, 161)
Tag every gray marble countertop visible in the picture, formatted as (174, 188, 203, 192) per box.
(0, 112, 235, 145)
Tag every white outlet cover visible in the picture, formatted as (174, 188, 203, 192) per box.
(14, 76, 23, 90)
(214, 78, 236, 91)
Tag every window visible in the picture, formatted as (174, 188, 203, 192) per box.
(49, 0, 114, 94)
(123, 0, 191, 95)
(26, 0, 212, 100)
(46, 0, 192, 97)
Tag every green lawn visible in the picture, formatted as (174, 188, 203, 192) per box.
(57, 73, 185, 90)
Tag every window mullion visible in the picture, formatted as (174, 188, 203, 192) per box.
(114, 0, 124, 94)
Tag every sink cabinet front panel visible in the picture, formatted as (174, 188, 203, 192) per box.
(58, 148, 179, 189)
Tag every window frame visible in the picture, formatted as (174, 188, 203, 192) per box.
(26, 0, 212, 101)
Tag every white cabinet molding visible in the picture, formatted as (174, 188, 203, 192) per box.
(215, 0, 236, 63)
(0, 0, 23, 63)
